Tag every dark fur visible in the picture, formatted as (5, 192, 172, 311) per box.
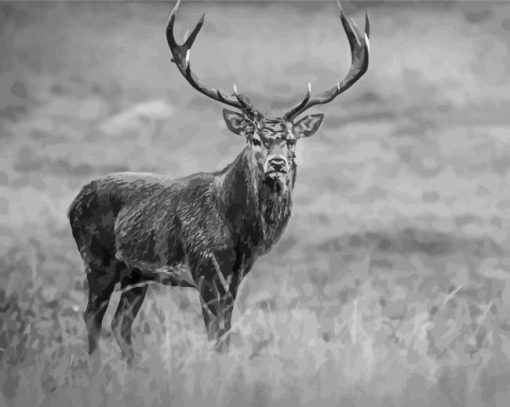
(68, 145, 296, 359)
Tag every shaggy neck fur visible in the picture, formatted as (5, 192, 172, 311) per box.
(215, 147, 295, 251)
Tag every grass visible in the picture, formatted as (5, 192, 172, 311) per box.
(1, 1, 510, 406)
(2, 258, 509, 406)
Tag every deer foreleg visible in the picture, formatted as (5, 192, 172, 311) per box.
(193, 251, 239, 352)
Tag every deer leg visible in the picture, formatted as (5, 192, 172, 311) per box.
(194, 253, 241, 353)
(199, 286, 236, 352)
(84, 265, 118, 355)
(111, 269, 148, 363)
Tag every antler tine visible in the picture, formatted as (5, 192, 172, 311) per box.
(283, 82, 311, 121)
(166, 0, 253, 111)
(365, 11, 370, 41)
(284, 2, 370, 121)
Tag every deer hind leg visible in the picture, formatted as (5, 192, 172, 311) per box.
(83, 261, 120, 355)
(111, 268, 148, 363)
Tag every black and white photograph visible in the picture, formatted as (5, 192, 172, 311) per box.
(1, 0, 510, 406)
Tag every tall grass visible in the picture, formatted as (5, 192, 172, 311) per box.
(2, 253, 510, 406)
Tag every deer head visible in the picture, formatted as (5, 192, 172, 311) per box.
(166, 0, 369, 191)
(221, 109, 324, 191)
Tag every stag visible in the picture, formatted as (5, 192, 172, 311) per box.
(68, 0, 369, 361)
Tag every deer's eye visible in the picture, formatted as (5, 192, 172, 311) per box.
(251, 138, 261, 147)
(287, 139, 296, 146)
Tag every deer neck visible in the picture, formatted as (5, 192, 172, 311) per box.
(215, 147, 295, 248)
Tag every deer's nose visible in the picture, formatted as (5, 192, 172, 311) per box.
(268, 157, 287, 172)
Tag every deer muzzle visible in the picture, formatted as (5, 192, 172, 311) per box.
(265, 155, 289, 175)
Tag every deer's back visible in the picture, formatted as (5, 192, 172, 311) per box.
(72, 172, 233, 271)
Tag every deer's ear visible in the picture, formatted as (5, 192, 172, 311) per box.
(294, 114, 324, 138)
(223, 109, 248, 136)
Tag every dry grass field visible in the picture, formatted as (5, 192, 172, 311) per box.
(1, 1, 510, 406)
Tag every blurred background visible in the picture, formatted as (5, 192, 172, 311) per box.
(1, 1, 510, 406)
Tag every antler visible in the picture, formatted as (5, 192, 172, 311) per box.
(166, 0, 253, 111)
(284, 1, 370, 121)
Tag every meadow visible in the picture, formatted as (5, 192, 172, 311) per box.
(1, 1, 510, 406)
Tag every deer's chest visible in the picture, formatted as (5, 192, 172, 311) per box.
(247, 196, 292, 255)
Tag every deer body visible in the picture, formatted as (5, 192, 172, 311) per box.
(69, 143, 296, 358)
(69, 0, 369, 361)
(71, 146, 294, 285)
